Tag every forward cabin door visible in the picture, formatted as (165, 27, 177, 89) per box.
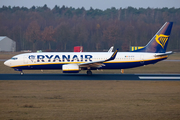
(23, 55, 28, 64)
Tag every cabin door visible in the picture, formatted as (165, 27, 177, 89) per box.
(23, 55, 28, 64)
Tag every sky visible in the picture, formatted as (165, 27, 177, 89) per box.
(0, 0, 180, 10)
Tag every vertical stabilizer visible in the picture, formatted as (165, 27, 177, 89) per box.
(133, 22, 173, 53)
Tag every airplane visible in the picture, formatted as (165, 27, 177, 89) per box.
(108, 46, 114, 52)
(4, 22, 173, 75)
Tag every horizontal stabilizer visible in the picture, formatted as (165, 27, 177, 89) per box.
(155, 51, 173, 57)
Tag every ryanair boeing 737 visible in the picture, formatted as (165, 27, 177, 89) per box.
(4, 22, 173, 75)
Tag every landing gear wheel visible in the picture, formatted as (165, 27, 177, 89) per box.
(87, 70, 92, 75)
(20, 71, 24, 75)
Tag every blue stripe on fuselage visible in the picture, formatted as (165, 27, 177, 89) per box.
(12, 57, 167, 70)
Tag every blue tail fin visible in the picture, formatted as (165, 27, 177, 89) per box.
(133, 22, 173, 53)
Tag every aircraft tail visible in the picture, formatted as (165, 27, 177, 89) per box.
(133, 22, 173, 53)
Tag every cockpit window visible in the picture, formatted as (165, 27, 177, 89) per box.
(11, 57, 18, 60)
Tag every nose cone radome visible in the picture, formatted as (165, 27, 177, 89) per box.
(4, 60, 11, 67)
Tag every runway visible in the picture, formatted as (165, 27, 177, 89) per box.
(0, 73, 180, 80)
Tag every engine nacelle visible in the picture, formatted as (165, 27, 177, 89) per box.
(62, 64, 80, 73)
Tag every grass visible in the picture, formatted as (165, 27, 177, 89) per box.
(168, 52, 180, 60)
(0, 52, 22, 59)
(0, 80, 180, 120)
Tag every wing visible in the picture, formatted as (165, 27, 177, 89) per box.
(79, 49, 119, 68)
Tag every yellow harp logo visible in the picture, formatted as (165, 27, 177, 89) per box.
(155, 34, 169, 48)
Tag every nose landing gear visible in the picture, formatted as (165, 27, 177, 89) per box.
(14, 68, 24, 75)
(20, 71, 24, 75)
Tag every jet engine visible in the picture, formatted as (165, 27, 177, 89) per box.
(62, 64, 80, 73)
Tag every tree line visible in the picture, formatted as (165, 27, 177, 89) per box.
(0, 5, 180, 52)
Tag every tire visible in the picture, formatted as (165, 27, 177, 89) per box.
(87, 70, 92, 75)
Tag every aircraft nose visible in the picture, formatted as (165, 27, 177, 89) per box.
(4, 60, 11, 67)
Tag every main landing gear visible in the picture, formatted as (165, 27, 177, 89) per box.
(87, 70, 92, 75)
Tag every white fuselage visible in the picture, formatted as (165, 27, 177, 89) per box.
(4, 52, 167, 71)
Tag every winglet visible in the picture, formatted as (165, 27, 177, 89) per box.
(108, 46, 114, 52)
(106, 48, 119, 61)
